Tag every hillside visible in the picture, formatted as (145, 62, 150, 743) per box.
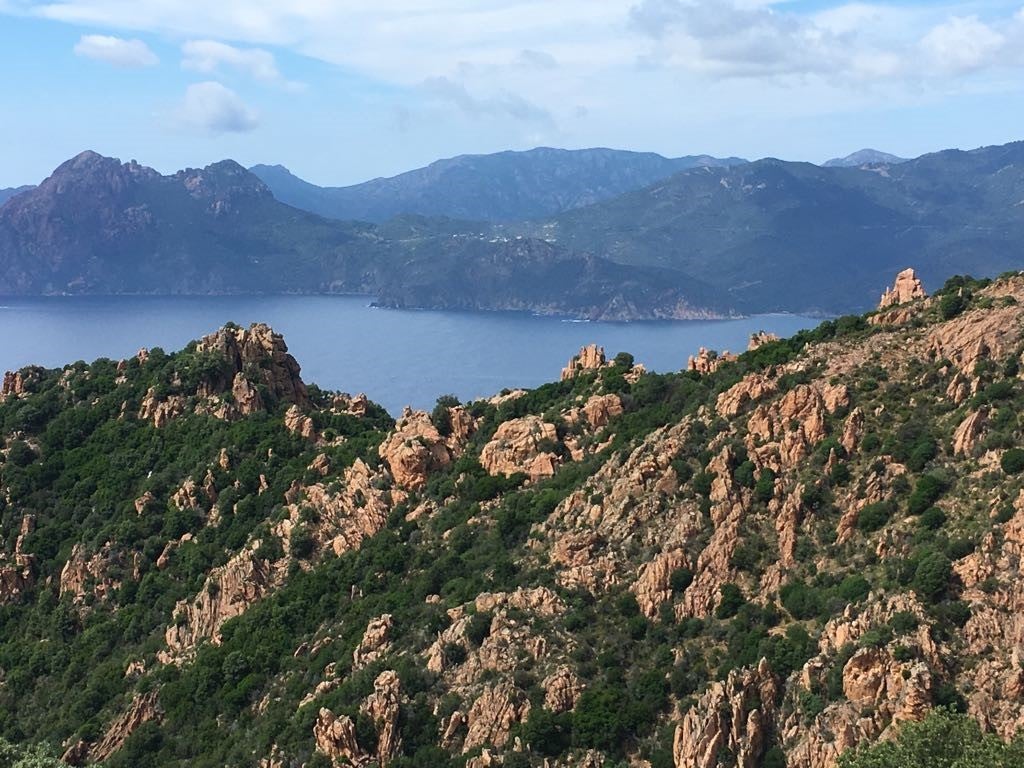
(250, 148, 747, 224)
(529, 141, 1024, 313)
(0, 186, 33, 206)
(0, 152, 721, 321)
(823, 150, 909, 168)
(2, 270, 1024, 767)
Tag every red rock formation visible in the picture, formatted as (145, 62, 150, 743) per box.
(953, 409, 988, 456)
(314, 708, 365, 765)
(687, 347, 737, 374)
(88, 692, 162, 763)
(354, 614, 394, 669)
(749, 331, 780, 351)
(284, 404, 317, 440)
(379, 408, 454, 491)
(196, 323, 309, 407)
(480, 416, 562, 481)
(879, 268, 927, 309)
(633, 549, 688, 618)
(362, 670, 402, 766)
(543, 666, 585, 713)
(464, 683, 531, 751)
(580, 393, 624, 429)
(163, 542, 287, 659)
(673, 659, 778, 768)
(560, 345, 608, 380)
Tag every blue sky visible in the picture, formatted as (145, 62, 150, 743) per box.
(2, 0, 1024, 187)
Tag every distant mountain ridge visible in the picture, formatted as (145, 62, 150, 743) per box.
(0, 186, 34, 206)
(2, 141, 1024, 318)
(250, 147, 747, 223)
(0, 150, 725, 320)
(824, 148, 910, 167)
(517, 141, 1024, 314)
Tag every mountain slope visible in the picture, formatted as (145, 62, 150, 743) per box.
(0, 186, 34, 206)
(823, 149, 909, 167)
(531, 141, 1024, 313)
(1, 272, 1024, 767)
(0, 151, 384, 295)
(0, 151, 726, 320)
(250, 147, 747, 223)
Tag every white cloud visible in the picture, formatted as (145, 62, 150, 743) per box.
(73, 33, 158, 67)
(422, 75, 554, 125)
(177, 81, 258, 134)
(181, 39, 303, 89)
(921, 16, 1009, 74)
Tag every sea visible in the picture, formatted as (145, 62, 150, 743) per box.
(0, 296, 820, 415)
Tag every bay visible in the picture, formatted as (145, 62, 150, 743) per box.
(0, 296, 820, 415)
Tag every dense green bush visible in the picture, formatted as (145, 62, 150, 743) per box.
(838, 708, 1024, 767)
(1001, 449, 1024, 475)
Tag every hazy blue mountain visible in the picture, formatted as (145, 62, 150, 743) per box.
(823, 148, 910, 167)
(524, 141, 1024, 313)
(0, 185, 34, 206)
(250, 147, 747, 223)
(0, 151, 724, 320)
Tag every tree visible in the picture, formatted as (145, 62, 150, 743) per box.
(1001, 449, 1024, 475)
(838, 708, 1024, 767)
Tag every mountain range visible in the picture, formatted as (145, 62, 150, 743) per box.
(823, 149, 909, 167)
(249, 148, 747, 223)
(2, 141, 1024, 317)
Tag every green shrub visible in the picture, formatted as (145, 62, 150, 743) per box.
(837, 575, 871, 603)
(908, 475, 947, 516)
(912, 551, 953, 603)
(1001, 449, 1024, 475)
(780, 580, 823, 620)
(838, 708, 1024, 767)
(754, 469, 777, 503)
(715, 584, 746, 619)
(919, 507, 948, 531)
(857, 501, 894, 533)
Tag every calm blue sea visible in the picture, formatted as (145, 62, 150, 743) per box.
(0, 296, 820, 415)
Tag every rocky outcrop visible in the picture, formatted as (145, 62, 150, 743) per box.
(354, 614, 394, 669)
(953, 409, 988, 456)
(879, 268, 927, 309)
(746, 383, 849, 473)
(379, 409, 455, 491)
(196, 323, 309, 407)
(561, 345, 608, 381)
(716, 373, 777, 417)
(927, 299, 1024, 377)
(541, 419, 697, 594)
(313, 671, 402, 767)
(284, 404, 317, 440)
(1, 368, 41, 399)
(88, 692, 162, 763)
(952, 489, 1024, 739)
(748, 331, 780, 351)
(362, 670, 402, 766)
(543, 666, 584, 713)
(138, 388, 187, 428)
(0, 515, 36, 603)
(163, 542, 287, 659)
(673, 659, 778, 768)
(314, 708, 365, 765)
(464, 683, 531, 752)
(687, 347, 736, 374)
(580, 394, 624, 429)
(480, 416, 562, 481)
(633, 549, 688, 618)
(277, 458, 391, 559)
(59, 542, 136, 605)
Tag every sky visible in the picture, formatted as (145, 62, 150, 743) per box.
(2, 0, 1024, 187)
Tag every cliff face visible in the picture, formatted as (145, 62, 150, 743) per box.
(4, 272, 1024, 767)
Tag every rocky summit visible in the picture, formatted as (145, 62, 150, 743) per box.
(3, 272, 1024, 767)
